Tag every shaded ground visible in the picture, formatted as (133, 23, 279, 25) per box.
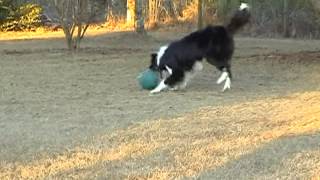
(0, 31, 319, 179)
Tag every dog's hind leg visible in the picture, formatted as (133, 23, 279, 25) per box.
(217, 66, 232, 92)
(179, 61, 203, 90)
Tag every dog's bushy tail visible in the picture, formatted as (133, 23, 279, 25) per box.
(226, 3, 251, 34)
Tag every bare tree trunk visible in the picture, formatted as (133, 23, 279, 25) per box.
(55, 0, 75, 50)
(198, 0, 204, 29)
(283, 0, 289, 37)
(135, 0, 145, 34)
(62, 26, 74, 50)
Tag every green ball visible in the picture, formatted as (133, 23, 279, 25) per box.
(138, 69, 159, 90)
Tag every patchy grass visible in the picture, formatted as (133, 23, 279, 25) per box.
(1, 92, 320, 179)
(0, 31, 319, 179)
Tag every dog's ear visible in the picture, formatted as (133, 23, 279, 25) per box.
(149, 53, 158, 70)
(151, 53, 157, 62)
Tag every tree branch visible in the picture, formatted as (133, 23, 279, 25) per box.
(80, 24, 89, 40)
(70, 23, 76, 38)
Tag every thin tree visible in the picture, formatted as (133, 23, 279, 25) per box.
(135, 0, 145, 34)
(283, 0, 289, 37)
(127, 0, 145, 33)
(53, 0, 106, 51)
(198, 0, 204, 29)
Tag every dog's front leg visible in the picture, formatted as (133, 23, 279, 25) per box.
(150, 80, 168, 94)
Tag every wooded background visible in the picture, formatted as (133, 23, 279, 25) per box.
(1, 0, 320, 39)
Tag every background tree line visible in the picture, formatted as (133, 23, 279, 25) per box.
(1, 0, 320, 50)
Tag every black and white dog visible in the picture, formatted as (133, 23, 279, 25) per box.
(149, 3, 250, 94)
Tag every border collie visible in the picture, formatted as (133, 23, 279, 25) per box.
(149, 3, 250, 94)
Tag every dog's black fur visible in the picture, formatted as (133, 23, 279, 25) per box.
(149, 6, 250, 91)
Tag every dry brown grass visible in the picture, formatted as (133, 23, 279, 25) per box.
(0, 91, 319, 179)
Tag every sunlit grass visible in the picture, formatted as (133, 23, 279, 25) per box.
(0, 28, 63, 40)
(0, 91, 319, 179)
(0, 23, 133, 41)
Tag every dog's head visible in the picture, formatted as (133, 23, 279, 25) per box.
(149, 53, 158, 71)
(149, 52, 170, 80)
(149, 45, 168, 73)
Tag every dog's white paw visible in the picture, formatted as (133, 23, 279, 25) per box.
(150, 89, 161, 94)
(217, 72, 228, 84)
(222, 77, 231, 92)
(150, 80, 167, 94)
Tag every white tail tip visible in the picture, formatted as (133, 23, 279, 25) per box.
(240, 3, 249, 10)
